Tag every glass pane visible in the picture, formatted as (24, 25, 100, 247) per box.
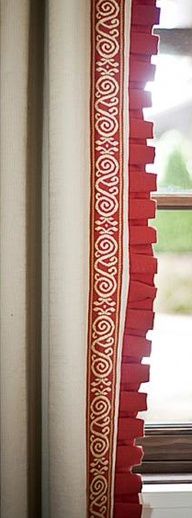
(158, 0, 192, 29)
(145, 2, 192, 194)
(142, 211, 192, 424)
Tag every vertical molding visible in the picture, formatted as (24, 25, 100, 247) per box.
(42, 1, 50, 516)
(26, 1, 45, 516)
(0, 2, 29, 517)
(48, 1, 90, 516)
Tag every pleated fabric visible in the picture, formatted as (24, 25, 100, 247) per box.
(87, 1, 160, 517)
(114, 2, 159, 516)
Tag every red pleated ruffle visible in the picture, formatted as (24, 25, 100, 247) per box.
(114, 1, 160, 516)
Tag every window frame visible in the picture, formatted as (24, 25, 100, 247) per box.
(153, 194, 192, 210)
(136, 194, 192, 479)
(137, 15, 192, 481)
(137, 424, 192, 479)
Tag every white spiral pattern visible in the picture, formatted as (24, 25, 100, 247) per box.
(96, 0, 120, 59)
(88, 1, 123, 517)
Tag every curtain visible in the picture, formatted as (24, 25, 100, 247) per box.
(0, 1, 159, 517)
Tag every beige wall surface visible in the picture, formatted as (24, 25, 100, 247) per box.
(0, 1, 29, 517)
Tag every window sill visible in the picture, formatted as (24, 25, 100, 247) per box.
(143, 474, 192, 485)
(141, 481, 192, 517)
(143, 482, 192, 493)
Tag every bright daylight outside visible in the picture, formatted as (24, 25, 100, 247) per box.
(142, 0, 192, 424)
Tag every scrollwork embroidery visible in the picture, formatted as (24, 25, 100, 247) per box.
(88, 2, 123, 517)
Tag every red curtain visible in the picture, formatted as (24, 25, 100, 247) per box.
(87, 1, 160, 517)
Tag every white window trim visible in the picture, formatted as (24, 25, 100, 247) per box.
(142, 484, 192, 518)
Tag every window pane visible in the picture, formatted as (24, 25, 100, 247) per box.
(145, 2, 192, 194)
(142, 211, 192, 424)
(149, 53, 192, 195)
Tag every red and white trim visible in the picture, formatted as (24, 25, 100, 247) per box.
(87, 2, 126, 515)
(87, 1, 160, 517)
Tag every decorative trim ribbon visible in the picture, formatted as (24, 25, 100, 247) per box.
(87, 1, 160, 517)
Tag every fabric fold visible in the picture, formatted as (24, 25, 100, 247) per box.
(113, 0, 159, 516)
(87, 1, 159, 516)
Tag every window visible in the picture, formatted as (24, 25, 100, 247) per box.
(135, 0, 192, 480)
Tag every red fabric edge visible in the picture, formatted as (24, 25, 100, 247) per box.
(113, 0, 160, 516)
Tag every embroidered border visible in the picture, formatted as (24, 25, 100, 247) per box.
(87, 1, 124, 517)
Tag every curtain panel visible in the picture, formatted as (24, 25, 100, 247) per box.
(0, 1, 159, 517)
